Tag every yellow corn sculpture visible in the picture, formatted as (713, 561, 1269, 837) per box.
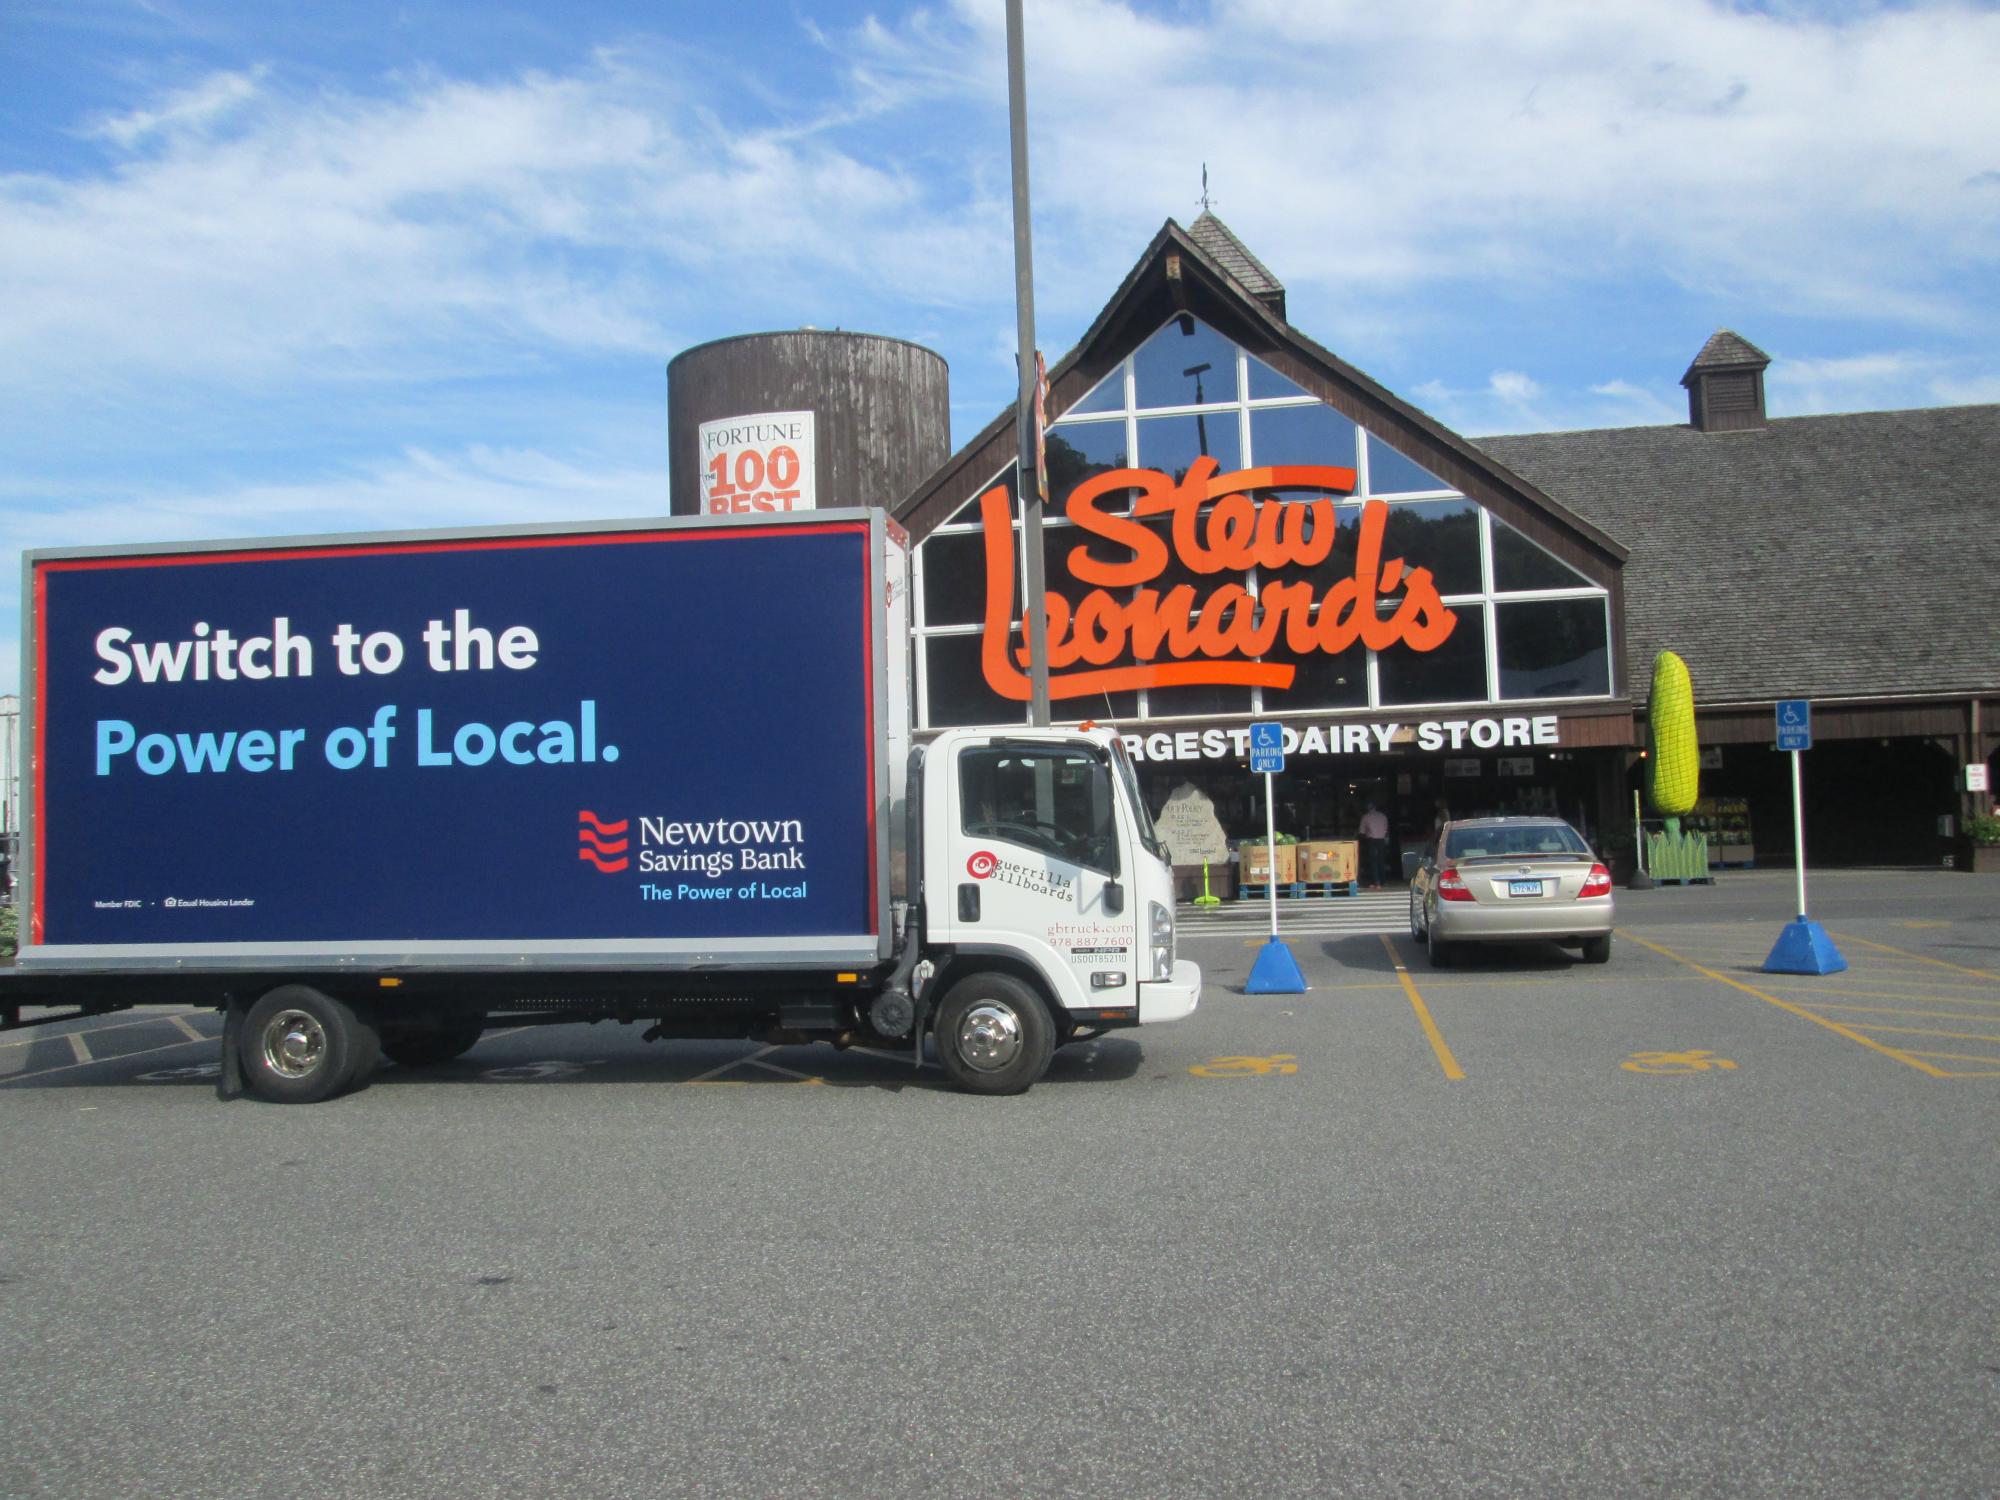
(1644, 650, 1709, 880)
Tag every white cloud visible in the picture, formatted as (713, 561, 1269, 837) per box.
(0, 50, 1011, 406)
(87, 67, 265, 146)
(843, 0, 2000, 340)
(0, 445, 671, 693)
(1489, 371, 1543, 405)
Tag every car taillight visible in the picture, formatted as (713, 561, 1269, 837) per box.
(1578, 864, 1613, 898)
(1437, 867, 1474, 902)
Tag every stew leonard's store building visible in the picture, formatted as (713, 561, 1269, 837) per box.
(685, 214, 2000, 884)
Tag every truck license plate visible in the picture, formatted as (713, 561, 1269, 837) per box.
(1507, 879, 1543, 897)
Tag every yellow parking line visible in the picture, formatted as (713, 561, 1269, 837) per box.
(1806, 1003, 2000, 1023)
(1830, 1023, 2000, 1043)
(1377, 935, 1466, 1081)
(1902, 1050, 2000, 1065)
(1619, 930, 1949, 1078)
(1758, 984, 2000, 1005)
(1827, 932, 1998, 982)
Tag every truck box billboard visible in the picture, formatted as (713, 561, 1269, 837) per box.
(23, 513, 894, 969)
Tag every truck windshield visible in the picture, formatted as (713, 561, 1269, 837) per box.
(960, 745, 1120, 876)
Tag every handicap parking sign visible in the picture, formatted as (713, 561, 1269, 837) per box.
(1250, 721, 1285, 774)
(1776, 699, 1811, 751)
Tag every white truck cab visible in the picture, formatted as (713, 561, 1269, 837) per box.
(915, 724, 1200, 1091)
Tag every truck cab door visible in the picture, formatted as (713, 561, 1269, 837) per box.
(936, 740, 1139, 1014)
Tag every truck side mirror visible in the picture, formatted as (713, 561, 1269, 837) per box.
(1102, 880, 1124, 916)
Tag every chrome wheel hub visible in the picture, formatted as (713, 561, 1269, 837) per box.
(261, 1009, 327, 1079)
(956, 1002, 1023, 1073)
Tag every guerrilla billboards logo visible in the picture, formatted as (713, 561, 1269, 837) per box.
(965, 848, 1073, 901)
(577, 810, 630, 873)
(979, 456, 1458, 700)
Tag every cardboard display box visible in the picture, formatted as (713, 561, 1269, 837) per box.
(1239, 841, 1297, 886)
(1300, 840, 1359, 885)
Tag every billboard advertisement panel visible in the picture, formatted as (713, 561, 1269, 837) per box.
(29, 519, 877, 955)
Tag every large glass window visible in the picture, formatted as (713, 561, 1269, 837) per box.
(1376, 602, 1489, 706)
(1251, 403, 1358, 473)
(911, 315, 1615, 729)
(1134, 411, 1241, 479)
(1377, 500, 1482, 596)
(1497, 598, 1611, 699)
(1492, 515, 1591, 591)
(1366, 432, 1446, 495)
(960, 744, 1121, 875)
(1133, 316, 1240, 408)
(1044, 422, 1130, 507)
(925, 631, 1026, 728)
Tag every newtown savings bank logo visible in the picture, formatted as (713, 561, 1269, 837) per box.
(577, 810, 630, 873)
(576, 809, 809, 879)
(978, 455, 1458, 701)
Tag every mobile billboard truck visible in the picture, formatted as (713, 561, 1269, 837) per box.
(2, 510, 1198, 1101)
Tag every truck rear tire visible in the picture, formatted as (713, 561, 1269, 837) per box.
(381, 1017, 486, 1069)
(933, 973, 1054, 1095)
(241, 985, 365, 1104)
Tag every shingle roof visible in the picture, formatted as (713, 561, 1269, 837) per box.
(1681, 329, 1770, 384)
(1478, 405, 2000, 705)
(1187, 211, 1284, 312)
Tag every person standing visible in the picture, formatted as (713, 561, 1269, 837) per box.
(1359, 801, 1390, 889)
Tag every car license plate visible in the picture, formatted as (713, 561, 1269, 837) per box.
(1508, 879, 1543, 897)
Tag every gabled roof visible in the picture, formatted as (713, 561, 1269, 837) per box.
(893, 218, 1627, 586)
(1479, 404, 2000, 705)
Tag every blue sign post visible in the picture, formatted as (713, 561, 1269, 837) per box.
(1244, 721, 1307, 994)
(1764, 698, 1846, 975)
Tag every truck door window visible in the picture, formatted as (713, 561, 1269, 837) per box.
(960, 746, 1121, 877)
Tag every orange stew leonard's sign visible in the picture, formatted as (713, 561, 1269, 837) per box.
(980, 455, 1458, 700)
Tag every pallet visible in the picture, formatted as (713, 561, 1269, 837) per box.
(1709, 860, 1756, 870)
(1295, 880, 1360, 898)
(1236, 882, 1302, 901)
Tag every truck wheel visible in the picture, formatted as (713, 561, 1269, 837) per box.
(381, 1018, 485, 1069)
(241, 986, 364, 1104)
(933, 973, 1054, 1095)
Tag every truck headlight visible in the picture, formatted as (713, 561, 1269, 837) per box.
(1149, 901, 1173, 981)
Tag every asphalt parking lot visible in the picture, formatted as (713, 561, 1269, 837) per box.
(2, 869, 1996, 1498)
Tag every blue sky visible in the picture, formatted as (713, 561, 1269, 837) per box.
(4, 0, 1998, 691)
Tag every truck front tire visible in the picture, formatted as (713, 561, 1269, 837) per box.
(933, 973, 1055, 1095)
(241, 985, 367, 1104)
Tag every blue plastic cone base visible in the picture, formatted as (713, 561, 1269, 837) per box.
(1762, 918, 1847, 975)
(1245, 936, 1310, 994)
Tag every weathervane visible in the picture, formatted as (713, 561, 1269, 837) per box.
(1198, 163, 1214, 213)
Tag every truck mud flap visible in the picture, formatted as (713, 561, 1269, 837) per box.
(216, 999, 246, 1101)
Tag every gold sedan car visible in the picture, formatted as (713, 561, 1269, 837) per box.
(1409, 816, 1615, 967)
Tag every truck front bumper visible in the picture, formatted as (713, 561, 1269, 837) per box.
(1139, 959, 1201, 1024)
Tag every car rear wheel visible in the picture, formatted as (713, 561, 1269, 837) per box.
(1580, 934, 1612, 965)
(1426, 916, 1455, 968)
